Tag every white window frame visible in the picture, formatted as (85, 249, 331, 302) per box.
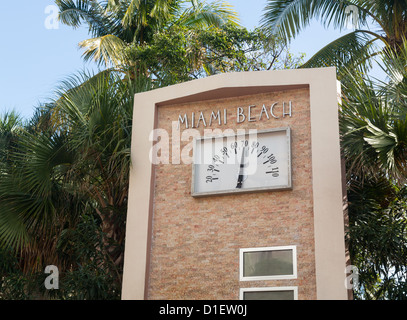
(239, 245, 297, 281)
(239, 286, 298, 300)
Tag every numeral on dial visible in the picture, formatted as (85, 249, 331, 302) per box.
(206, 176, 219, 183)
(266, 167, 280, 177)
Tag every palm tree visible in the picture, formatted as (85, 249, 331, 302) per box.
(56, 0, 239, 68)
(0, 108, 82, 273)
(261, 0, 407, 72)
(0, 110, 22, 170)
(340, 40, 407, 182)
(339, 43, 407, 299)
(346, 173, 407, 299)
(0, 70, 147, 298)
(53, 70, 142, 269)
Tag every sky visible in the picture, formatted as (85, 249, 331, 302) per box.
(0, 0, 349, 120)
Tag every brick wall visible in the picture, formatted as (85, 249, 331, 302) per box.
(147, 87, 316, 299)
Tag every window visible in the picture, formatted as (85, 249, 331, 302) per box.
(240, 287, 298, 300)
(239, 246, 297, 281)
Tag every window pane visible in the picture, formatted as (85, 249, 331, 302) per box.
(243, 290, 295, 300)
(243, 249, 293, 277)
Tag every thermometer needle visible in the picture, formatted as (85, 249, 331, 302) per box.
(236, 147, 246, 188)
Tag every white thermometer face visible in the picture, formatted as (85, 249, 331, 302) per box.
(192, 128, 291, 197)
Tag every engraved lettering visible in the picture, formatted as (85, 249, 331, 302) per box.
(237, 107, 245, 123)
(209, 110, 221, 126)
(259, 104, 270, 120)
(197, 111, 207, 127)
(283, 101, 292, 118)
(270, 102, 279, 119)
(178, 114, 189, 129)
(248, 105, 256, 122)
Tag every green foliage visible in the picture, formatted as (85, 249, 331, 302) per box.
(56, 214, 121, 300)
(0, 110, 23, 171)
(0, 214, 121, 300)
(340, 44, 407, 299)
(340, 44, 407, 182)
(56, 0, 239, 67)
(61, 262, 120, 300)
(0, 70, 143, 299)
(0, 247, 30, 300)
(347, 180, 407, 299)
(261, 0, 407, 74)
(125, 24, 304, 87)
(0, 273, 32, 300)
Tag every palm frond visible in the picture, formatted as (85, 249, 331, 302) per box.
(0, 110, 22, 133)
(340, 39, 407, 183)
(0, 128, 75, 252)
(377, 38, 407, 105)
(79, 34, 127, 67)
(56, 0, 111, 37)
(121, 0, 143, 27)
(176, 0, 239, 28)
(260, 0, 368, 41)
(301, 30, 378, 75)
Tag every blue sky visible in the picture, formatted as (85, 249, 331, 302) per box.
(0, 0, 347, 120)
